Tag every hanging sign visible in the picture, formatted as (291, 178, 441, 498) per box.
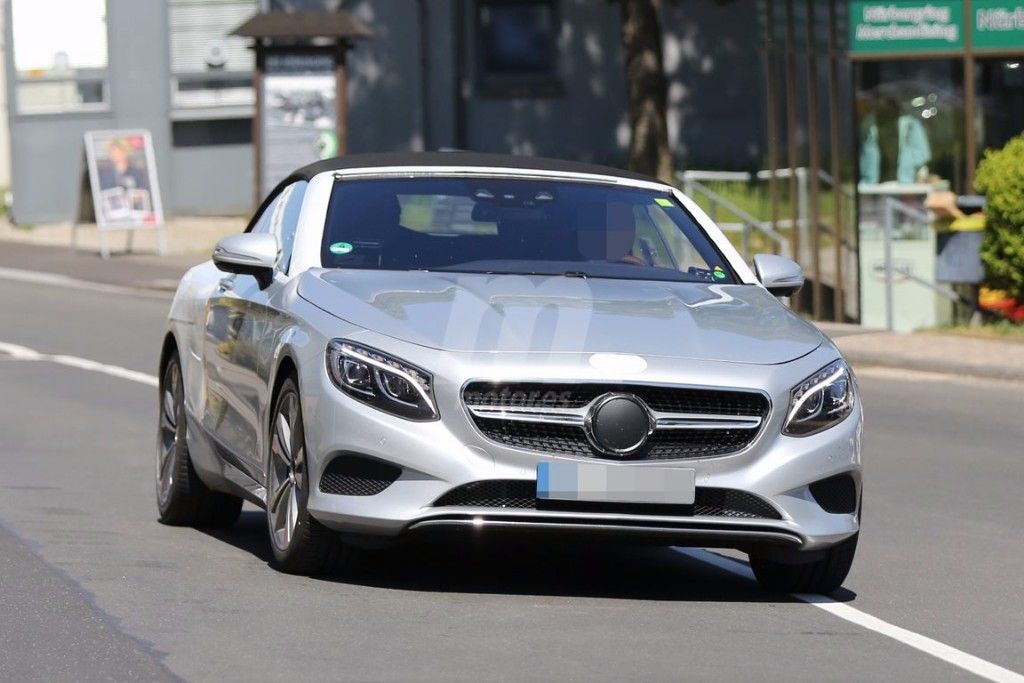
(973, 1, 1024, 50)
(849, 1, 966, 54)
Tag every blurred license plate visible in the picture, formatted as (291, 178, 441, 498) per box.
(536, 462, 695, 505)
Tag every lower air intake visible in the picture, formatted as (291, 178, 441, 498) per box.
(433, 480, 536, 509)
(319, 455, 401, 496)
(809, 473, 858, 514)
(433, 480, 781, 519)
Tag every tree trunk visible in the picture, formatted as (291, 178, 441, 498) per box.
(620, 0, 673, 183)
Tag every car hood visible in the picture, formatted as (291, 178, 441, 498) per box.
(297, 269, 823, 364)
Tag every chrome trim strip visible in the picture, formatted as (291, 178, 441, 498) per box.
(466, 404, 587, 426)
(466, 402, 762, 431)
(652, 412, 762, 430)
(332, 169, 631, 188)
(407, 517, 803, 547)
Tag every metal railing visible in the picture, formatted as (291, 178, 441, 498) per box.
(878, 197, 969, 331)
(678, 167, 857, 260)
(677, 171, 790, 258)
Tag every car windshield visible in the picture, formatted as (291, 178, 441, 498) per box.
(321, 177, 736, 283)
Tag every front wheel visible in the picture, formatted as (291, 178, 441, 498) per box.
(265, 375, 350, 574)
(749, 532, 858, 595)
(156, 351, 242, 527)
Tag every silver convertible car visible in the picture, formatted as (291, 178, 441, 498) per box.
(157, 152, 861, 593)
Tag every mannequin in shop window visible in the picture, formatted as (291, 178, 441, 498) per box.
(896, 103, 932, 184)
(859, 109, 881, 185)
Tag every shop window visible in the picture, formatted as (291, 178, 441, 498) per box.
(168, 0, 256, 117)
(475, 0, 562, 97)
(11, 0, 109, 113)
(975, 59, 1024, 163)
(855, 60, 965, 193)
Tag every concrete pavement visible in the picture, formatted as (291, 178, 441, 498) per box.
(0, 216, 243, 258)
(0, 524, 175, 682)
(831, 329, 1024, 382)
(817, 322, 1024, 382)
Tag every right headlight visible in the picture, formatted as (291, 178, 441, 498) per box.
(326, 340, 438, 421)
(783, 359, 855, 436)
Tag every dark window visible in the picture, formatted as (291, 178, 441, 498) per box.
(171, 118, 253, 147)
(321, 178, 736, 284)
(475, 0, 562, 96)
(975, 59, 1024, 163)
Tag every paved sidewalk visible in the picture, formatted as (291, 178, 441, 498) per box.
(0, 240, 204, 291)
(0, 237, 1020, 381)
(830, 329, 1024, 382)
(0, 216, 244, 255)
(0, 216, 244, 290)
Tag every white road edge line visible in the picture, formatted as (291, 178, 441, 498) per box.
(5, 338, 1022, 683)
(0, 266, 170, 299)
(675, 548, 1024, 683)
(0, 341, 158, 388)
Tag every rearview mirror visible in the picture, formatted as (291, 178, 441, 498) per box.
(753, 253, 804, 298)
(212, 233, 278, 290)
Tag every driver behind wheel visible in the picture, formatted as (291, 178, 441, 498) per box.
(575, 201, 647, 265)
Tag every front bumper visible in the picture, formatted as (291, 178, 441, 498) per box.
(300, 342, 862, 554)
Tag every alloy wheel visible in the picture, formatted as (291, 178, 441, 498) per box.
(268, 391, 305, 551)
(157, 361, 181, 506)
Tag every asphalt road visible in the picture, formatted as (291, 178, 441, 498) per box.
(1, 276, 1022, 682)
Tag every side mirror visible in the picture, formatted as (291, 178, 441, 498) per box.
(212, 233, 278, 290)
(753, 253, 804, 298)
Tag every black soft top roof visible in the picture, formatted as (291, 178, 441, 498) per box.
(288, 152, 661, 185)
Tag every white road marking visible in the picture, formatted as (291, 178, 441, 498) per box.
(0, 341, 158, 387)
(4, 337, 1022, 682)
(676, 548, 1024, 683)
(0, 266, 170, 299)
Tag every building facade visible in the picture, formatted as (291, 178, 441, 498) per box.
(3, 0, 768, 223)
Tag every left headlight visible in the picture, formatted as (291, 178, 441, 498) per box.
(783, 359, 855, 436)
(326, 340, 438, 421)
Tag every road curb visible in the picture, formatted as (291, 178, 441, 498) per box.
(842, 350, 1024, 383)
(129, 279, 180, 292)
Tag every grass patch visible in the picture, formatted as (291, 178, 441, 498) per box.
(927, 321, 1024, 343)
(681, 178, 857, 256)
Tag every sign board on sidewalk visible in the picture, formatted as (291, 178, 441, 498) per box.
(849, 1, 965, 55)
(76, 129, 167, 258)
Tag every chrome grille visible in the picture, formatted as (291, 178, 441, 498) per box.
(463, 381, 769, 460)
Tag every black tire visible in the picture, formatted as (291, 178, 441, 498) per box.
(265, 375, 351, 575)
(156, 351, 243, 527)
(750, 532, 858, 595)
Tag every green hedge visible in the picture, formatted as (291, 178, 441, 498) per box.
(975, 133, 1024, 304)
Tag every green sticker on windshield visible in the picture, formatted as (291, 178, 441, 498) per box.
(329, 242, 353, 255)
(713, 265, 727, 280)
(654, 197, 674, 207)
